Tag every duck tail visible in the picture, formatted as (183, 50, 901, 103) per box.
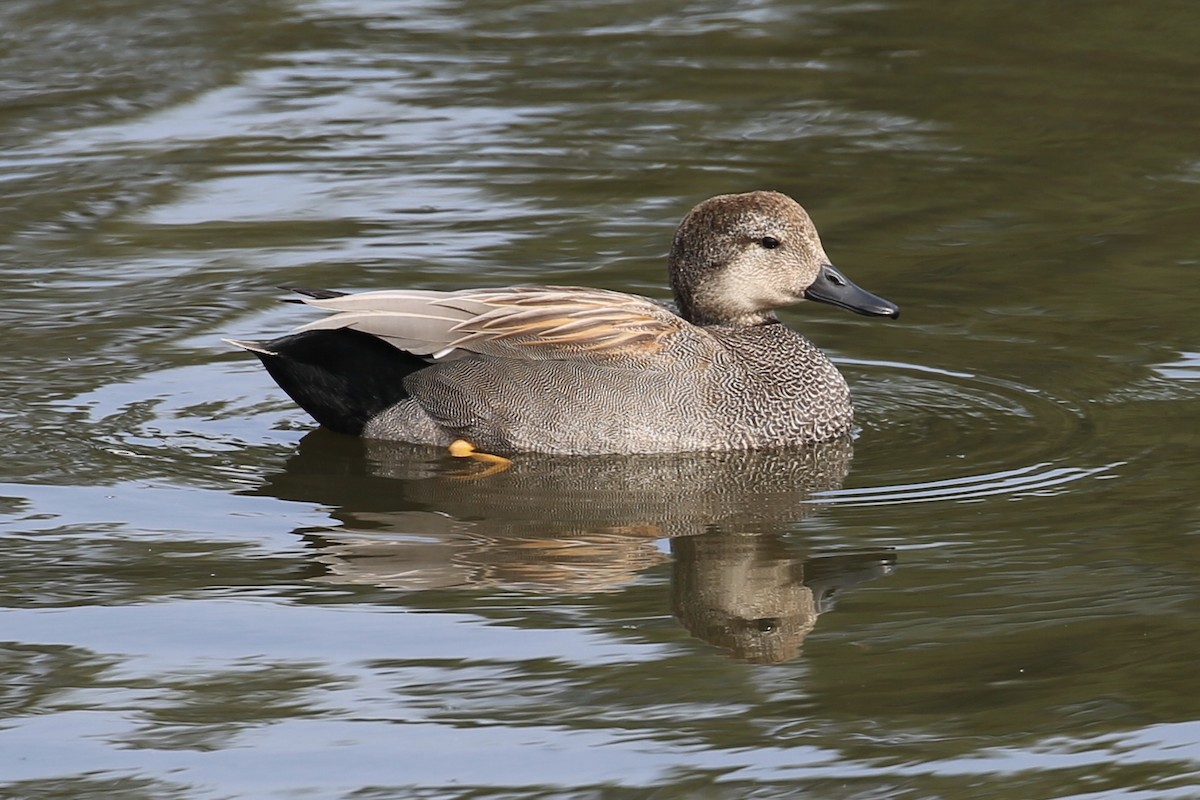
(226, 329, 427, 435)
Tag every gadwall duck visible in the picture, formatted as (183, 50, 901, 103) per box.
(230, 191, 898, 455)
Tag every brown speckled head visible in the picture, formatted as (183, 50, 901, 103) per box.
(669, 191, 833, 326)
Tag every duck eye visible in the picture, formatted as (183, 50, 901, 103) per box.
(759, 236, 781, 250)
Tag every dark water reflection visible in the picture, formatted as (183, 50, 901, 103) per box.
(3, 0, 1200, 796)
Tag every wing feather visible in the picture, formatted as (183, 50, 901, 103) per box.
(286, 285, 713, 364)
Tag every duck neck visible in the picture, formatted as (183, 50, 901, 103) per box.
(670, 252, 779, 327)
(673, 289, 777, 327)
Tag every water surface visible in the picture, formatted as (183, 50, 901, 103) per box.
(3, 0, 1200, 797)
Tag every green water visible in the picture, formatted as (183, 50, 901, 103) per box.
(2, 0, 1200, 797)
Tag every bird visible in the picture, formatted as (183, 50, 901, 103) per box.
(229, 190, 898, 458)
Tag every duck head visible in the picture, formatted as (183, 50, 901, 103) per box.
(669, 191, 899, 326)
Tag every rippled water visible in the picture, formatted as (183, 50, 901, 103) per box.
(3, 0, 1200, 797)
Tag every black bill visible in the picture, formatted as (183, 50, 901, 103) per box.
(804, 263, 899, 319)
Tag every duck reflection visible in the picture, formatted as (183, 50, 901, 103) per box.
(256, 431, 896, 662)
(672, 534, 893, 663)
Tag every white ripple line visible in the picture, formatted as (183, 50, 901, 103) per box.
(809, 463, 1121, 506)
(830, 462, 1053, 496)
(834, 357, 977, 380)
